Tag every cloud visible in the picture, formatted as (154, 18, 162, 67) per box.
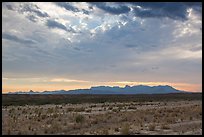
(50, 78, 89, 83)
(189, 45, 202, 52)
(55, 2, 90, 15)
(2, 33, 37, 44)
(73, 47, 81, 51)
(131, 2, 202, 20)
(5, 4, 13, 10)
(46, 19, 77, 33)
(27, 14, 38, 22)
(125, 44, 139, 48)
(56, 2, 79, 12)
(3, 3, 49, 23)
(91, 2, 131, 15)
(19, 3, 49, 18)
(2, 2, 202, 93)
(82, 9, 89, 15)
(46, 19, 68, 31)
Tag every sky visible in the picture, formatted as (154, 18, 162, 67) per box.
(2, 2, 202, 93)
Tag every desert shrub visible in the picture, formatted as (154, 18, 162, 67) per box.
(18, 131, 21, 135)
(114, 127, 119, 132)
(149, 123, 156, 131)
(28, 125, 31, 131)
(161, 123, 170, 129)
(143, 117, 147, 122)
(121, 124, 130, 135)
(73, 123, 81, 130)
(86, 109, 91, 112)
(91, 119, 98, 124)
(90, 105, 96, 108)
(53, 113, 58, 118)
(101, 104, 106, 107)
(51, 123, 60, 133)
(34, 108, 39, 113)
(128, 106, 136, 109)
(74, 107, 85, 112)
(46, 119, 52, 125)
(108, 106, 113, 110)
(63, 121, 67, 126)
(112, 108, 118, 112)
(22, 109, 27, 114)
(7, 129, 10, 135)
(41, 114, 46, 120)
(102, 129, 109, 135)
(9, 108, 15, 114)
(58, 118, 62, 122)
(37, 118, 41, 122)
(166, 117, 175, 124)
(44, 128, 48, 134)
(118, 106, 123, 110)
(75, 114, 85, 123)
(66, 107, 75, 112)
(122, 116, 128, 122)
(47, 108, 54, 114)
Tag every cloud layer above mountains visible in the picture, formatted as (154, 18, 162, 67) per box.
(2, 2, 202, 92)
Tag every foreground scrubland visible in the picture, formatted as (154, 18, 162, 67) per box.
(2, 93, 202, 135)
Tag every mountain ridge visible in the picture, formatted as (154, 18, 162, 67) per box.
(6, 85, 189, 94)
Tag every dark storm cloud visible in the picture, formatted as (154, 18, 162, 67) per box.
(131, 2, 202, 20)
(46, 19, 68, 31)
(2, 33, 36, 44)
(90, 2, 131, 15)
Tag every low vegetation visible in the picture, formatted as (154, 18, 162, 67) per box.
(2, 94, 202, 135)
(2, 93, 201, 106)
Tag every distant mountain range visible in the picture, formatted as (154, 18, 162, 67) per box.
(7, 85, 189, 94)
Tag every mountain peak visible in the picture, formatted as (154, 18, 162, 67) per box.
(124, 85, 131, 88)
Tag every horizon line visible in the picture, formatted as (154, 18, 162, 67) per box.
(3, 84, 202, 94)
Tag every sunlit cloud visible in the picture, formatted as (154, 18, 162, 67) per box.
(50, 78, 90, 83)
